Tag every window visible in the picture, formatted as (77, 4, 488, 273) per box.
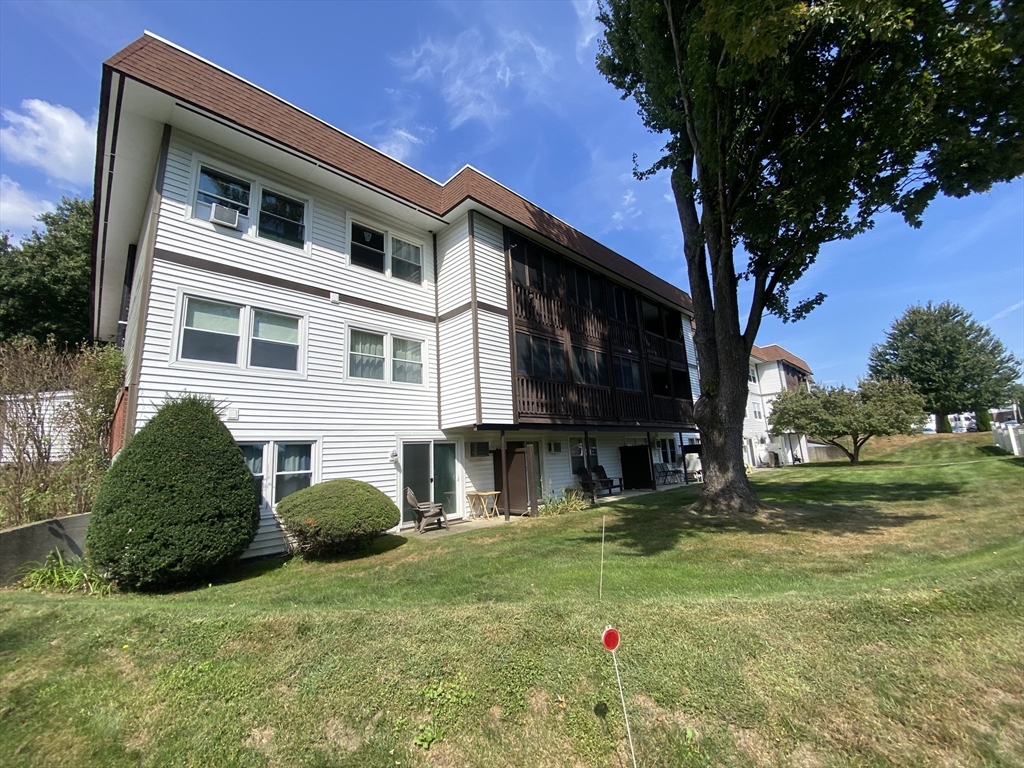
(181, 298, 241, 364)
(351, 222, 385, 272)
(196, 167, 251, 220)
(642, 300, 663, 335)
(193, 164, 309, 248)
(649, 363, 670, 397)
(392, 337, 423, 384)
(510, 233, 560, 294)
(572, 345, 609, 387)
(748, 366, 758, 383)
(614, 356, 642, 391)
(516, 332, 566, 379)
(547, 441, 563, 453)
(570, 438, 598, 474)
(392, 237, 422, 283)
(350, 330, 385, 380)
(239, 443, 265, 506)
(178, 296, 303, 372)
(350, 222, 424, 284)
(275, 443, 312, 503)
(467, 441, 490, 459)
(251, 310, 299, 370)
(349, 329, 425, 385)
(611, 285, 637, 324)
(664, 311, 683, 341)
(258, 189, 305, 247)
(671, 367, 690, 400)
(753, 404, 763, 420)
(658, 438, 677, 465)
(565, 263, 604, 313)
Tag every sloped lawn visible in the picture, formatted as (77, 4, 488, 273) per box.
(1, 434, 1021, 767)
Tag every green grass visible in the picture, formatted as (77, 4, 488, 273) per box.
(1, 433, 1021, 767)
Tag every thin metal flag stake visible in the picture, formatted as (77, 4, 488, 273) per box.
(599, 515, 606, 601)
(602, 626, 637, 768)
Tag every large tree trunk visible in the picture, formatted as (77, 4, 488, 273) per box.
(935, 411, 951, 433)
(672, 166, 762, 515)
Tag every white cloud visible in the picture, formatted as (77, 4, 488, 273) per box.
(397, 28, 556, 130)
(573, 0, 602, 64)
(0, 99, 96, 187)
(0, 175, 55, 234)
(983, 300, 1024, 325)
(376, 128, 426, 163)
(611, 189, 641, 229)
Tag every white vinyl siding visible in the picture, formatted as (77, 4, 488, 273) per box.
(477, 312, 514, 423)
(436, 217, 472, 315)
(472, 214, 508, 310)
(154, 131, 435, 317)
(682, 321, 701, 399)
(135, 258, 439, 545)
(439, 312, 477, 429)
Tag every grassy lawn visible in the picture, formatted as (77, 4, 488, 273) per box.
(1, 433, 1021, 767)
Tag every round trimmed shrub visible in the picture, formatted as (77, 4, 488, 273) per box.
(86, 395, 259, 590)
(276, 478, 399, 557)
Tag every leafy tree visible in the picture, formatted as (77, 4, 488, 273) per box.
(595, 1, 1022, 513)
(868, 302, 1021, 432)
(0, 198, 93, 347)
(769, 379, 926, 464)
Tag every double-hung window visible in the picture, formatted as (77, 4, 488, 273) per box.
(349, 329, 424, 385)
(239, 442, 314, 506)
(748, 366, 758, 384)
(179, 296, 303, 372)
(182, 298, 241, 364)
(350, 222, 423, 284)
(258, 189, 305, 247)
(193, 163, 307, 249)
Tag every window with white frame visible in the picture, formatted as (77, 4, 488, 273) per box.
(748, 366, 758, 383)
(349, 329, 424, 385)
(193, 164, 307, 249)
(179, 296, 302, 372)
(570, 437, 598, 474)
(275, 443, 313, 503)
(350, 221, 423, 284)
(753, 403, 763, 420)
(658, 438, 677, 464)
(467, 441, 490, 459)
(239, 441, 314, 506)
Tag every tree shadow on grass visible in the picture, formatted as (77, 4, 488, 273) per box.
(577, 479, 959, 557)
(976, 445, 1011, 457)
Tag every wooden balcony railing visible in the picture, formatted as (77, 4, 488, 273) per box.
(652, 396, 694, 424)
(572, 384, 614, 420)
(667, 339, 687, 364)
(566, 305, 607, 343)
(513, 283, 562, 329)
(610, 320, 641, 352)
(645, 331, 667, 359)
(516, 376, 569, 417)
(615, 389, 648, 421)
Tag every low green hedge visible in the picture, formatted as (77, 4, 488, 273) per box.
(277, 478, 399, 557)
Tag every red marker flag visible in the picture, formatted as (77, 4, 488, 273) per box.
(602, 626, 620, 652)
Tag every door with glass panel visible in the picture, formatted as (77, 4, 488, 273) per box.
(402, 441, 458, 527)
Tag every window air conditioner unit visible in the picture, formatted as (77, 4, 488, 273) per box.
(210, 203, 241, 230)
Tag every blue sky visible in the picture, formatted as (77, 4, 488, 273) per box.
(1, 0, 1021, 387)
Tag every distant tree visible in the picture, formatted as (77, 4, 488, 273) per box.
(1008, 382, 1024, 422)
(595, 1, 1023, 513)
(0, 198, 93, 347)
(769, 379, 926, 464)
(868, 302, 1021, 433)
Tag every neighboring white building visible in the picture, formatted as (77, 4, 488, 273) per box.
(91, 34, 701, 557)
(743, 344, 813, 467)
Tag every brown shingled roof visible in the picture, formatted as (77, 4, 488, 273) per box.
(751, 344, 813, 375)
(105, 34, 692, 312)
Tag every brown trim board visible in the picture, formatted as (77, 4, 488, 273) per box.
(468, 211, 483, 425)
(438, 300, 505, 324)
(433, 232, 441, 430)
(152, 249, 436, 324)
(94, 73, 125, 340)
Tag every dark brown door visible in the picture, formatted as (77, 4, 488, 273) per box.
(493, 444, 538, 515)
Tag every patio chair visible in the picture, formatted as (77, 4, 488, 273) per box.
(684, 454, 703, 483)
(653, 462, 675, 484)
(405, 487, 449, 533)
(593, 465, 623, 494)
(573, 466, 604, 503)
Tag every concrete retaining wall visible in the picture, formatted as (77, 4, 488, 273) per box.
(0, 513, 90, 586)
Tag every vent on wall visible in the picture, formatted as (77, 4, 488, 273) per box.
(210, 203, 241, 230)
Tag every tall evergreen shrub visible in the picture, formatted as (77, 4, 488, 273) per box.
(86, 395, 259, 589)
